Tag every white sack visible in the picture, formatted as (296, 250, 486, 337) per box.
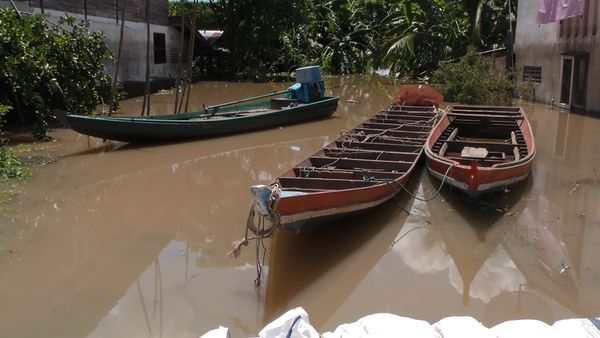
(258, 307, 319, 338)
(491, 319, 561, 338)
(322, 313, 440, 338)
(199, 326, 231, 338)
(432, 316, 495, 338)
(552, 318, 600, 338)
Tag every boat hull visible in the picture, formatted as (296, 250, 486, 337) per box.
(424, 105, 536, 197)
(425, 156, 533, 197)
(62, 96, 339, 143)
(278, 174, 411, 233)
(250, 105, 437, 233)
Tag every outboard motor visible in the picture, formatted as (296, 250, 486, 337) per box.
(287, 66, 325, 103)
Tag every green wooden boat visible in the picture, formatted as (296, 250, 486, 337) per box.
(56, 94, 339, 143)
(55, 66, 339, 143)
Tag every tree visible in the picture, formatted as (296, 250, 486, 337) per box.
(215, 0, 308, 80)
(462, 0, 516, 49)
(432, 50, 514, 105)
(0, 9, 122, 139)
(375, 0, 469, 79)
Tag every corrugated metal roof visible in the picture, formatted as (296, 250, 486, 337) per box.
(198, 30, 223, 46)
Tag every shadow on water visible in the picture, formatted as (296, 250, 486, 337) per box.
(437, 173, 533, 234)
(423, 172, 532, 306)
(263, 172, 421, 330)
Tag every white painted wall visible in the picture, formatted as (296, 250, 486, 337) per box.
(514, 1, 561, 105)
(514, 0, 600, 113)
(15, 6, 182, 82)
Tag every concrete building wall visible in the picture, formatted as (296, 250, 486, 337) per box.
(514, 0, 600, 114)
(36, 8, 180, 82)
(514, 0, 560, 104)
(1, 1, 183, 83)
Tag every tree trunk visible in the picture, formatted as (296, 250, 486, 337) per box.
(184, 0, 197, 112)
(141, 0, 151, 116)
(109, 0, 127, 116)
(173, 4, 185, 113)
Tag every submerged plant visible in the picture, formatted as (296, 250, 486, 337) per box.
(0, 105, 30, 181)
(432, 50, 514, 105)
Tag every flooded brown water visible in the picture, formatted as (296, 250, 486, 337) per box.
(0, 75, 599, 337)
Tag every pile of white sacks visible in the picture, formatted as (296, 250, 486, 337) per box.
(200, 307, 600, 338)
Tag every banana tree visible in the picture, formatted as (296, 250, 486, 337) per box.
(375, 0, 469, 79)
(463, 0, 517, 49)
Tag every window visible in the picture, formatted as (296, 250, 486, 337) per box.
(153, 33, 166, 64)
(523, 66, 542, 83)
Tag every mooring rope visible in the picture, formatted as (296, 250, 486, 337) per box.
(230, 107, 441, 285)
(362, 163, 455, 203)
(392, 163, 454, 202)
(340, 113, 436, 147)
(229, 183, 281, 287)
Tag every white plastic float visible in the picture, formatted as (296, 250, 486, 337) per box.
(199, 307, 600, 338)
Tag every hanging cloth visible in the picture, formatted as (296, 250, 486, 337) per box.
(537, 0, 585, 24)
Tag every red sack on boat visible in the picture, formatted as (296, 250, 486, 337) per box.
(394, 84, 443, 107)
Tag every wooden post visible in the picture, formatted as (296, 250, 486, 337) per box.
(173, 2, 186, 114)
(39, 0, 44, 14)
(9, 0, 23, 19)
(84, 0, 88, 20)
(141, 0, 151, 116)
(183, 0, 197, 112)
(108, 0, 127, 115)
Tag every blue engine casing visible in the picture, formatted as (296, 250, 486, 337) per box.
(287, 66, 325, 103)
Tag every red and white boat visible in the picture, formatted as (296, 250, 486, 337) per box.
(249, 105, 437, 233)
(424, 105, 535, 197)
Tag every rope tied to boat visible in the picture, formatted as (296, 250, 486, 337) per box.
(361, 163, 455, 203)
(339, 112, 436, 147)
(229, 183, 281, 287)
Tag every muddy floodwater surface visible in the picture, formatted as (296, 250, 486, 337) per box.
(0, 75, 599, 337)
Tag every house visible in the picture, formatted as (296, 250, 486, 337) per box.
(3, 0, 223, 95)
(514, 0, 599, 114)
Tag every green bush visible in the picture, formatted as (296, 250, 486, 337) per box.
(432, 51, 515, 105)
(0, 9, 123, 139)
(0, 104, 30, 181)
(0, 150, 30, 181)
(516, 80, 536, 101)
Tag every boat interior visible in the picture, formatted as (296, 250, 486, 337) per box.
(431, 106, 528, 167)
(277, 105, 437, 193)
(189, 99, 297, 120)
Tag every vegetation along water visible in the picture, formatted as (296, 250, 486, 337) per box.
(6, 1, 599, 337)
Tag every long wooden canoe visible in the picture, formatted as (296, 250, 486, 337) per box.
(56, 94, 339, 143)
(424, 105, 535, 197)
(248, 105, 437, 233)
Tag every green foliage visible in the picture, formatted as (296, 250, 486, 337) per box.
(169, 1, 219, 29)
(0, 9, 122, 139)
(211, 0, 309, 80)
(0, 105, 30, 181)
(516, 80, 536, 101)
(463, 0, 517, 49)
(0, 105, 10, 116)
(375, 0, 470, 79)
(0, 150, 30, 181)
(432, 51, 515, 105)
(185, 0, 516, 79)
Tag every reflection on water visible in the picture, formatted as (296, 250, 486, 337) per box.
(0, 78, 599, 337)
